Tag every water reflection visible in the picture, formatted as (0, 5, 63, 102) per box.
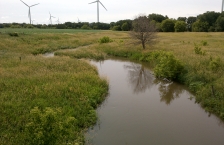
(124, 63, 154, 94)
(124, 62, 185, 105)
(86, 59, 224, 145)
(154, 79, 184, 105)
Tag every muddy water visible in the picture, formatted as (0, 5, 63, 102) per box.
(85, 59, 224, 145)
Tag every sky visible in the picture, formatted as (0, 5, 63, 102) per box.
(0, 0, 223, 24)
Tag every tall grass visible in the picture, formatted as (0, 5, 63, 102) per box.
(1, 29, 224, 144)
(56, 31, 224, 120)
(0, 30, 108, 144)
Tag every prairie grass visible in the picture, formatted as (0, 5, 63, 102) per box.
(0, 29, 109, 144)
(0, 29, 224, 144)
(55, 31, 224, 120)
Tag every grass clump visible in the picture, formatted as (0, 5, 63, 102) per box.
(194, 44, 206, 55)
(8, 32, 19, 37)
(201, 40, 208, 46)
(99, 36, 113, 43)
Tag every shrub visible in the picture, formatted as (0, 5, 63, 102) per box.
(174, 21, 187, 32)
(112, 25, 121, 31)
(209, 57, 221, 71)
(121, 22, 129, 31)
(154, 52, 184, 80)
(201, 40, 208, 46)
(161, 19, 175, 32)
(99, 36, 113, 43)
(81, 24, 91, 30)
(194, 44, 205, 55)
(25, 107, 77, 145)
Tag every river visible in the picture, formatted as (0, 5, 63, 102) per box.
(85, 59, 224, 145)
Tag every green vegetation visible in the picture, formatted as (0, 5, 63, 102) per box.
(53, 31, 224, 121)
(0, 29, 224, 144)
(99, 36, 113, 43)
(174, 21, 187, 32)
(0, 29, 108, 144)
(2, 11, 224, 33)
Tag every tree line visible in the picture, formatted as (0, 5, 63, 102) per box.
(1, 11, 224, 32)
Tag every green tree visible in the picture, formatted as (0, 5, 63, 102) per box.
(148, 13, 168, 23)
(187, 16, 197, 31)
(81, 24, 91, 29)
(198, 11, 220, 27)
(215, 13, 224, 31)
(113, 19, 132, 31)
(174, 21, 186, 32)
(192, 21, 209, 32)
(112, 25, 121, 31)
(161, 19, 175, 32)
(177, 17, 187, 22)
(56, 24, 66, 29)
(121, 22, 129, 31)
(64, 22, 74, 28)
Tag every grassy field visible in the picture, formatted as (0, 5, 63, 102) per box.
(0, 29, 224, 144)
(0, 29, 109, 144)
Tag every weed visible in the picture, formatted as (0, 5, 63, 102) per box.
(209, 56, 221, 71)
(201, 40, 208, 46)
(99, 36, 113, 43)
(194, 44, 206, 55)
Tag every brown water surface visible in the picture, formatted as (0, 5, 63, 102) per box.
(85, 59, 224, 145)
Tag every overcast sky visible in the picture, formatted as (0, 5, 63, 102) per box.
(0, 0, 223, 24)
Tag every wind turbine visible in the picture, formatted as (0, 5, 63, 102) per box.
(56, 18, 60, 24)
(89, 0, 107, 23)
(222, 0, 224, 13)
(20, 0, 39, 24)
(77, 17, 81, 23)
(49, 12, 55, 25)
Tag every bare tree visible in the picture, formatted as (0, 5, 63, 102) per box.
(130, 15, 157, 49)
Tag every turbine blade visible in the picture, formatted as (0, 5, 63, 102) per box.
(30, 3, 39, 7)
(99, 1, 107, 11)
(20, 0, 29, 7)
(89, 1, 98, 4)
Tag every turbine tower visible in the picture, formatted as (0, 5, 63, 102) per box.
(222, 0, 224, 13)
(56, 18, 60, 24)
(49, 12, 55, 25)
(77, 17, 81, 23)
(20, 0, 39, 24)
(89, 0, 107, 23)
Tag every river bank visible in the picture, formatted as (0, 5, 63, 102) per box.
(0, 29, 223, 144)
(55, 32, 224, 121)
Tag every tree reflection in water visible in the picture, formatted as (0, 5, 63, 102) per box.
(124, 63, 154, 94)
(124, 62, 184, 104)
(154, 79, 184, 105)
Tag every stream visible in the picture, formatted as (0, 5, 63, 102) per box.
(85, 59, 224, 145)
